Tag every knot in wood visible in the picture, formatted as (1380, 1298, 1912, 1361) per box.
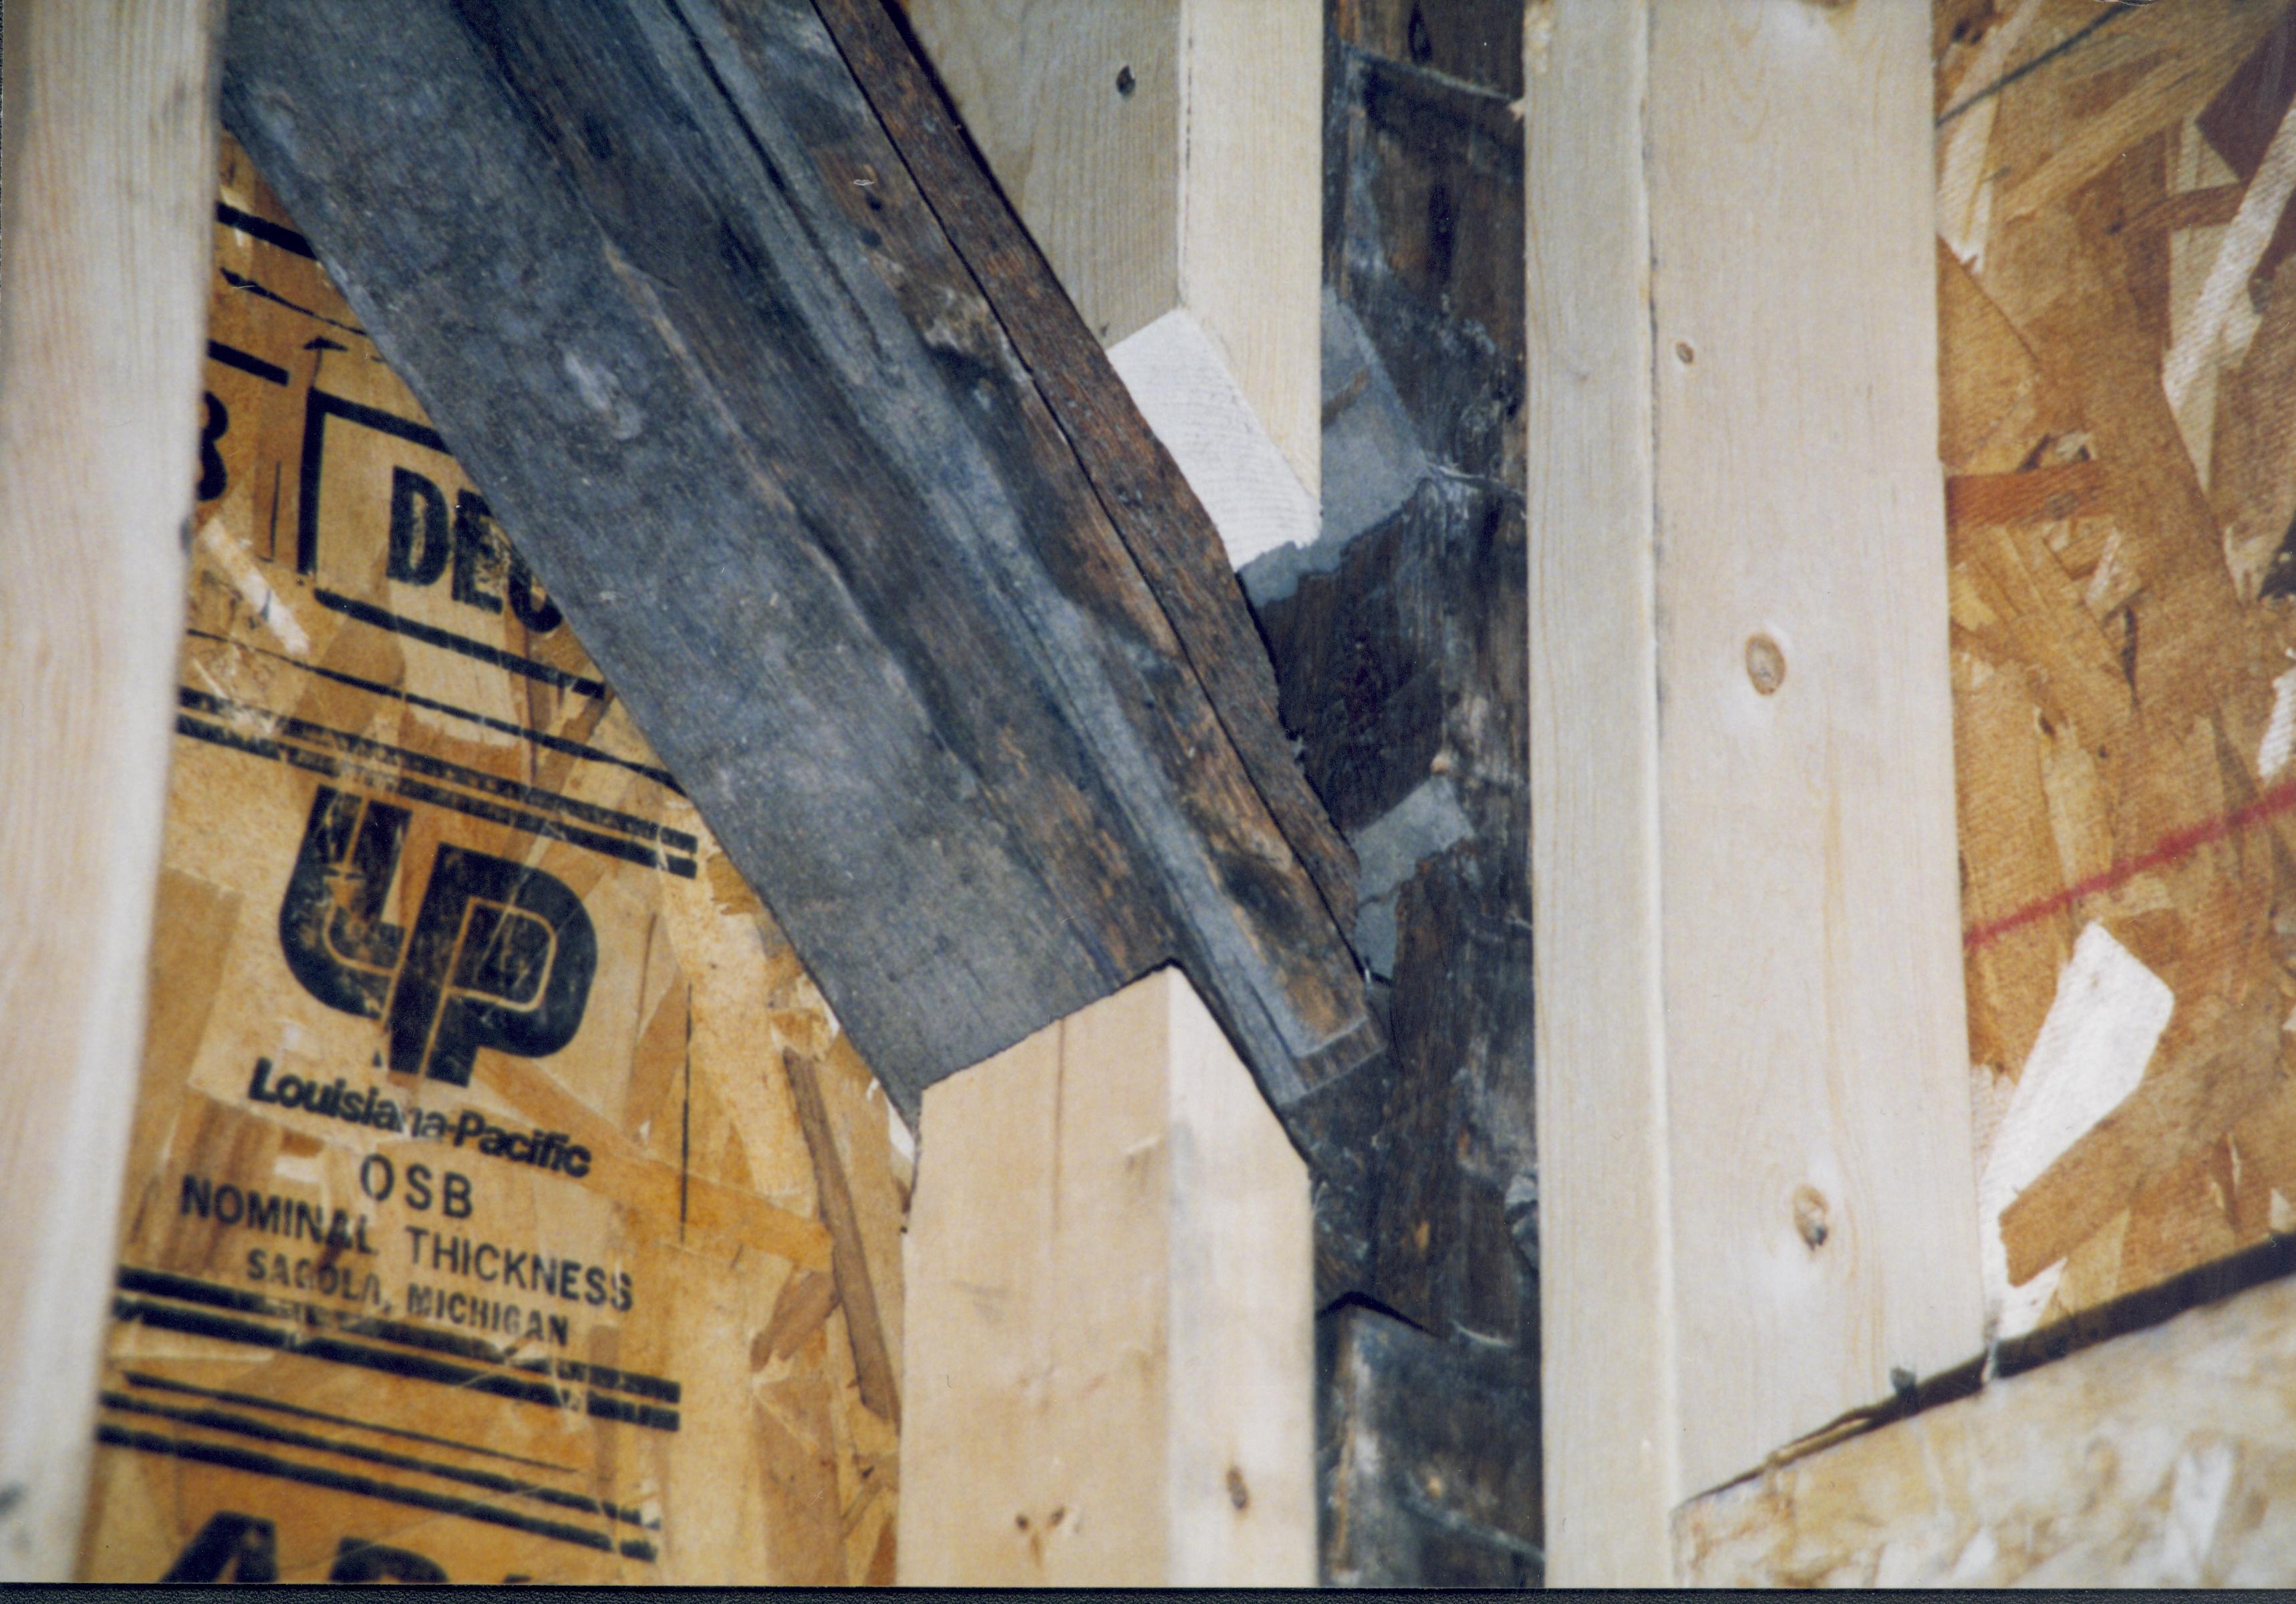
(1745, 633, 1786, 696)
(1791, 1184, 1830, 1250)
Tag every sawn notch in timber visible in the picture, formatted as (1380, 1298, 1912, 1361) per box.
(218, 0, 1382, 1186)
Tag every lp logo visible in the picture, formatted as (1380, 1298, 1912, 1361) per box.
(279, 786, 598, 1085)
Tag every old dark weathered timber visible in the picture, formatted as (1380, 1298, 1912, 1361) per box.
(219, 0, 1379, 1134)
(1292, 0, 1533, 1369)
(1318, 1303, 1543, 1586)
(1276, 0, 1539, 1584)
(813, 0, 1393, 1299)
(815, 0, 1360, 947)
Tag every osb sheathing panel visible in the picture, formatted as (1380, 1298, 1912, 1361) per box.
(72, 137, 906, 1585)
(1674, 1269, 2296, 1586)
(1941, 0, 2296, 1339)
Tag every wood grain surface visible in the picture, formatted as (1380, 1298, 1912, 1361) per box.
(1317, 1303, 1540, 1587)
(1649, 0, 1982, 1498)
(0, 0, 220, 1578)
(899, 969, 1314, 1587)
(823, 0, 1358, 936)
(1528, 4, 1984, 1578)
(903, 0, 1322, 498)
(1522, 0, 1667, 1583)
(215, 0, 1375, 1141)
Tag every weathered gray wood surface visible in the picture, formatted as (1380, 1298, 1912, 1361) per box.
(1271, 2, 1540, 1582)
(1292, 0, 1530, 1341)
(817, 0, 1359, 943)
(218, 0, 1379, 1134)
(1318, 1303, 1542, 1587)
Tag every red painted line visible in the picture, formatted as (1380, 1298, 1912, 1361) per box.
(1963, 775, 2296, 953)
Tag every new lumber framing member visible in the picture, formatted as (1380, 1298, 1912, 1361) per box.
(0, 0, 219, 1579)
(901, 969, 1314, 1586)
(1527, 0, 1983, 1583)
(905, 0, 1323, 571)
(217, 0, 1380, 1202)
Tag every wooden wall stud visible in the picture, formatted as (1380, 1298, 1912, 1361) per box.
(899, 968, 1314, 1586)
(0, 0, 219, 1577)
(1526, 0, 1984, 1581)
(905, 0, 1322, 570)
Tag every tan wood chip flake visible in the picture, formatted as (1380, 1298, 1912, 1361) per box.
(71, 136, 907, 1585)
(1675, 1270, 2296, 1586)
(1941, 0, 2296, 1341)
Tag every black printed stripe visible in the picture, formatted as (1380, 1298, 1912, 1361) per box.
(184, 627, 683, 792)
(207, 341, 291, 386)
(118, 1269, 682, 1405)
(111, 1293, 680, 1432)
(95, 1424, 656, 1561)
(176, 686, 696, 850)
(101, 1392, 658, 1529)
(584, 1393, 682, 1434)
(314, 589, 606, 697)
(173, 713, 698, 878)
(216, 202, 318, 259)
(118, 1369, 571, 1475)
(111, 1295, 568, 1409)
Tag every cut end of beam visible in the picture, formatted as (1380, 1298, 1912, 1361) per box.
(1109, 309, 1320, 571)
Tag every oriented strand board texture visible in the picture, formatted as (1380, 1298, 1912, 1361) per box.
(1675, 1271, 2296, 1586)
(1939, 0, 2296, 1339)
(72, 139, 907, 1585)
